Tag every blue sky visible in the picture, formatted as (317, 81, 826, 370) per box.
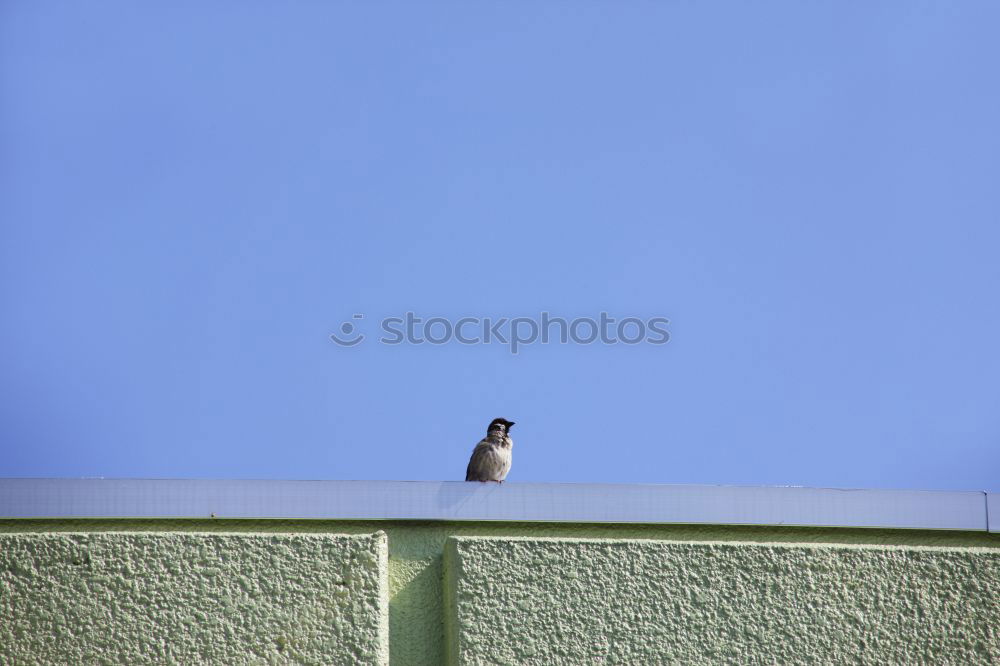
(2, 2, 998, 490)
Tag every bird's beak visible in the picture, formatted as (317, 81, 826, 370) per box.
(507, 421, 516, 427)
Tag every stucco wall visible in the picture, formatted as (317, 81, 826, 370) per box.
(446, 536, 1000, 664)
(1, 521, 997, 665)
(0, 532, 389, 665)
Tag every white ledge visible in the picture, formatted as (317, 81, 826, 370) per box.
(0, 479, 992, 531)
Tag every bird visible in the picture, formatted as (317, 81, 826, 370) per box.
(465, 418, 515, 482)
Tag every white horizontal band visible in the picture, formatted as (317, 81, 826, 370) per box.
(0, 479, 992, 531)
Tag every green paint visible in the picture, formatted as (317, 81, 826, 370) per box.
(0, 532, 388, 665)
(1, 520, 997, 665)
(447, 536, 1000, 664)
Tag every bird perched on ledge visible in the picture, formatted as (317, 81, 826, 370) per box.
(465, 418, 515, 482)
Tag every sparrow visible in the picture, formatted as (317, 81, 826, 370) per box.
(465, 418, 515, 482)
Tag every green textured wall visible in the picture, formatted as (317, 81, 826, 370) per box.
(2, 521, 998, 665)
(447, 537, 1000, 664)
(0, 532, 389, 665)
